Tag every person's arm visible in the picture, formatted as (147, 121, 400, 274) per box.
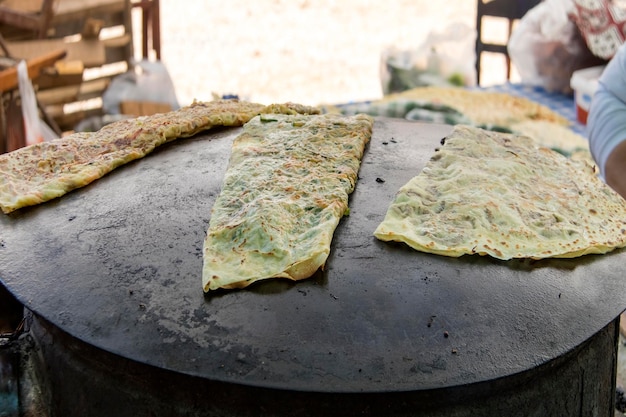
(604, 140, 626, 198)
(588, 43, 626, 198)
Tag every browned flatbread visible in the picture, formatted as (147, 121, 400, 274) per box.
(382, 86, 570, 127)
(375, 125, 626, 260)
(202, 113, 374, 291)
(0, 99, 320, 213)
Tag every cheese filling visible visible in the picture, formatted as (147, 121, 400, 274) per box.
(374, 125, 626, 260)
(0, 100, 321, 214)
(202, 113, 373, 291)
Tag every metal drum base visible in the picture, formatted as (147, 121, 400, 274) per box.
(26, 313, 618, 417)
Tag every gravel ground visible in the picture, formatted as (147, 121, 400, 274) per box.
(157, 0, 485, 106)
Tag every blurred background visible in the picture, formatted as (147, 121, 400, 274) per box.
(156, 0, 508, 106)
(0, 0, 517, 149)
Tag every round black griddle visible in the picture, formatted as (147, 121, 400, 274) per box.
(0, 118, 625, 393)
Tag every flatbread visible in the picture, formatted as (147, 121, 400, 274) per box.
(202, 113, 374, 291)
(509, 119, 596, 169)
(381, 87, 570, 127)
(374, 125, 626, 260)
(0, 99, 320, 214)
(509, 119, 588, 152)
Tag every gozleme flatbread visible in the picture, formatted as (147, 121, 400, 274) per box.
(203, 113, 374, 291)
(510, 119, 589, 153)
(374, 125, 626, 260)
(0, 99, 320, 214)
(509, 119, 596, 169)
(381, 87, 570, 127)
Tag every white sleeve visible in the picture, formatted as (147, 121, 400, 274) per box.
(588, 43, 626, 178)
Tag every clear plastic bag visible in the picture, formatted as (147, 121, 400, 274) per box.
(102, 60, 180, 115)
(380, 23, 477, 94)
(17, 60, 56, 146)
(508, 0, 600, 93)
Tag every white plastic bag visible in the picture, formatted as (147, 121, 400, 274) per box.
(17, 60, 56, 145)
(103, 60, 180, 115)
(380, 23, 477, 94)
(508, 0, 599, 93)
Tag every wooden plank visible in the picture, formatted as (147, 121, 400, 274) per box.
(0, 56, 18, 69)
(82, 18, 105, 39)
(37, 78, 109, 105)
(54, 60, 84, 75)
(49, 10, 126, 38)
(44, 103, 67, 118)
(6, 38, 109, 68)
(0, 6, 41, 32)
(0, 48, 66, 92)
(37, 71, 82, 90)
(0, 0, 55, 38)
(52, 0, 127, 25)
(104, 44, 131, 63)
(46, 105, 104, 131)
(36, 84, 80, 106)
(5, 95, 25, 152)
(102, 33, 131, 48)
(5, 35, 131, 67)
(83, 61, 127, 82)
(0, 0, 44, 14)
(37, 60, 84, 89)
(103, 32, 132, 63)
(77, 78, 110, 99)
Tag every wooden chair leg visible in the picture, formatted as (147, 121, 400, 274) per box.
(135, 0, 162, 60)
(0, 33, 10, 57)
(6, 91, 25, 152)
(152, 0, 161, 60)
(37, 99, 62, 137)
(0, 93, 6, 154)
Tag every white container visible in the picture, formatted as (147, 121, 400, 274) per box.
(570, 66, 604, 125)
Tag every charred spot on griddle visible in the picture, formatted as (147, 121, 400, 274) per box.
(382, 141, 389, 145)
(430, 152, 443, 161)
(376, 177, 385, 183)
(390, 137, 397, 143)
(440, 136, 448, 146)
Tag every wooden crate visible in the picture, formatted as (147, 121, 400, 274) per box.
(0, 0, 134, 132)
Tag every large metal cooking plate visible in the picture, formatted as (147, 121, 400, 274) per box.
(1, 118, 625, 393)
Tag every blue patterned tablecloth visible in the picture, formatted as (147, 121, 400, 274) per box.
(477, 83, 587, 136)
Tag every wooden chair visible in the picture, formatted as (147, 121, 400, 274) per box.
(475, 0, 542, 84)
(131, 0, 160, 60)
(0, 0, 56, 39)
(0, 33, 65, 153)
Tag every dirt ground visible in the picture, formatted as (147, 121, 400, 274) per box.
(156, 0, 504, 107)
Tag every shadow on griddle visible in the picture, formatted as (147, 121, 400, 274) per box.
(152, 125, 236, 154)
(203, 268, 328, 300)
(375, 238, 608, 272)
(453, 249, 614, 272)
(502, 252, 613, 272)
